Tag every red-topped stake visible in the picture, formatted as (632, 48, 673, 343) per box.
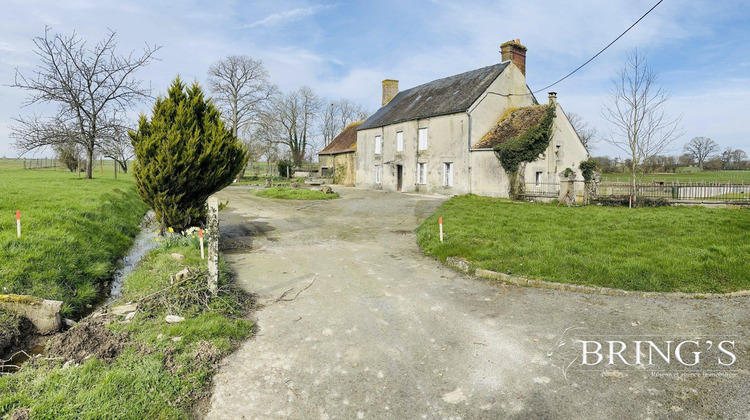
(439, 217, 444, 243)
(16, 210, 21, 238)
(199, 228, 205, 259)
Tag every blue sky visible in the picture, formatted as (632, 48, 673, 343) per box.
(1, 0, 748, 158)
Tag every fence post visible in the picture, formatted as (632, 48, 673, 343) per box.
(206, 197, 220, 295)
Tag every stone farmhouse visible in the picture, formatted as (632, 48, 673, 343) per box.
(353, 40, 589, 197)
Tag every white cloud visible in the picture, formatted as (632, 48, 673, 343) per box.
(245, 4, 336, 29)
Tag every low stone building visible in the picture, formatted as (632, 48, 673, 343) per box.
(318, 121, 362, 186)
(355, 40, 589, 198)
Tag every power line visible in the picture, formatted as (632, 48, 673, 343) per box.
(531, 0, 666, 94)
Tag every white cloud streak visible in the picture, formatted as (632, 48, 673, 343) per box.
(245, 4, 336, 28)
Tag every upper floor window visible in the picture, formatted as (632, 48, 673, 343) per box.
(418, 128, 428, 150)
(375, 135, 382, 155)
(396, 131, 404, 152)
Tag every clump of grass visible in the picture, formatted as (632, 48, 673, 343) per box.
(253, 187, 338, 200)
(234, 175, 306, 186)
(0, 170, 148, 316)
(416, 194, 750, 293)
(0, 242, 253, 418)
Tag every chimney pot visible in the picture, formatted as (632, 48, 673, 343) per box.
(548, 92, 557, 105)
(382, 79, 399, 107)
(500, 39, 527, 77)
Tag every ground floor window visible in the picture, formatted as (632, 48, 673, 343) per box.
(417, 162, 427, 185)
(443, 162, 453, 187)
(535, 171, 543, 186)
(375, 165, 381, 184)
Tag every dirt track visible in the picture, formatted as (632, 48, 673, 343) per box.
(208, 186, 749, 419)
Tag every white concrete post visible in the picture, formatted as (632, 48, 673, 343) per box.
(207, 197, 220, 294)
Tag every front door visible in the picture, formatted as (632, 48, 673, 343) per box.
(396, 165, 403, 192)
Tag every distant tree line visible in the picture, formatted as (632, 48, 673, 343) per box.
(593, 136, 749, 174)
(206, 55, 369, 171)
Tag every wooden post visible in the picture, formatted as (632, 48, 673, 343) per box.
(207, 197, 220, 294)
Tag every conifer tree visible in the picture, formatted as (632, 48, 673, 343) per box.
(130, 77, 248, 232)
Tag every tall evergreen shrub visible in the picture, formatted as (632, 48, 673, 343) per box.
(130, 77, 248, 232)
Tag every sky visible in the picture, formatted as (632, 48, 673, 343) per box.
(0, 0, 748, 159)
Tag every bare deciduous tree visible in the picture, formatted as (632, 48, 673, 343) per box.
(602, 50, 682, 203)
(100, 123, 135, 173)
(271, 86, 321, 167)
(207, 55, 275, 139)
(683, 136, 719, 169)
(10, 28, 160, 179)
(320, 98, 369, 147)
(566, 112, 596, 151)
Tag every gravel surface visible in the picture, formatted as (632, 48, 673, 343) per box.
(208, 187, 749, 419)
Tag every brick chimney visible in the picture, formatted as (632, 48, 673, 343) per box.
(500, 39, 527, 77)
(382, 79, 399, 106)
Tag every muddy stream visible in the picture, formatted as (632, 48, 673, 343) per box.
(1, 212, 159, 373)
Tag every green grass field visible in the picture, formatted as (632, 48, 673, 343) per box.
(253, 186, 339, 200)
(417, 195, 750, 293)
(0, 238, 253, 418)
(601, 170, 750, 183)
(0, 161, 147, 316)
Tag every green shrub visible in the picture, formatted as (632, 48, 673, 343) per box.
(130, 77, 248, 233)
(579, 159, 597, 182)
(277, 160, 293, 178)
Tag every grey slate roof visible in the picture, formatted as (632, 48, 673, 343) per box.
(358, 62, 510, 131)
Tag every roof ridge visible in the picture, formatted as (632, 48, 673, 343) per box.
(359, 62, 510, 131)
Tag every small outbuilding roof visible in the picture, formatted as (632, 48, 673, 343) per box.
(358, 62, 510, 131)
(472, 104, 550, 149)
(319, 121, 363, 155)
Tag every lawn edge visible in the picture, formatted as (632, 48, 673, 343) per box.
(445, 257, 750, 299)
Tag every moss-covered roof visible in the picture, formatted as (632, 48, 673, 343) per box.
(473, 105, 550, 149)
(319, 121, 363, 155)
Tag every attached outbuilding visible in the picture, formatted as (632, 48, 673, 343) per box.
(318, 121, 362, 186)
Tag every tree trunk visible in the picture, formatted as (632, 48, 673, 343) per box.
(86, 147, 94, 179)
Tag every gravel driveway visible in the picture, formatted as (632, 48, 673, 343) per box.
(207, 187, 749, 419)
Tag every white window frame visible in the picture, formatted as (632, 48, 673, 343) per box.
(417, 162, 427, 185)
(396, 131, 404, 152)
(374, 135, 382, 155)
(375, 165, 381, 184)
(443, 162, 453, 187)
(418, 128, 428, 150)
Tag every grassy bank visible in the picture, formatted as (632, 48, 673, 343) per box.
(0, 237, 253, 418)
(253, 186, 338, 200)
(0, 168, 147, 316)
(601, 170, 750, 183)
(416, 195, 750, 293)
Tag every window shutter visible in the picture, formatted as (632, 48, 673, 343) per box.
(418, 128, 427, 150)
